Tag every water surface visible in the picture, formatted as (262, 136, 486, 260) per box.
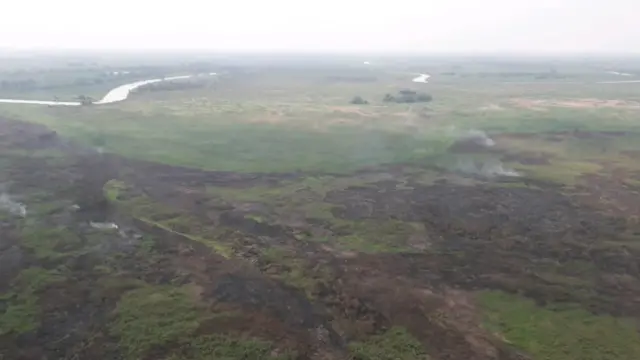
(0, 73, 216, 106)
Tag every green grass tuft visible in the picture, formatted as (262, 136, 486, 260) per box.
(20, 227, 83, 260)
(514, 160, 601, 185)
(478, 291, 640, 360)
(104, 179, 127, 202)
(110, 285, 202, 359)
(348, 327, 429, 360)
(260, 247, 333, 298)
(0, 267, 64, 335)
(14, 267, 65, 292)
(0, 302, 40, 335)
(105, 180, 233, 257)
(330, 220, 424, 253)
(168, 334, 294, 360)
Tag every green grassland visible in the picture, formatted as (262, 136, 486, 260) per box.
(348, 327, 430, 360)
(2, 61, 640, 173)
(479, 291, 640, 360)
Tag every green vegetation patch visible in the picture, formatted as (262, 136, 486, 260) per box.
(167, 334, 294, 360)
(330, 220, 424, 253)
(207, 175, 380, 225)
(104, 179, 127, 202)
(2, 101, 454, 173)
(349, 327, 430, 360)
(20, 226, 84, 260)
(206, 175, 380, 205)
(513, 160, 602, 186)
(89, 123, 451, 173)
(460, 107, 640, 135)
(478, 291, 640, 360)
(0, 267, 65, 335)
(110, 285, 202, 359)
(111, 285, 291, 360)
(260, 247, 333, 298)
(13, 266, 65, 292)
(104, 180, 233, 257)
(0, 301, 40, 335)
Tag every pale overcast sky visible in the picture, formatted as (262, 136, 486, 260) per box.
(1, 0, 639, 53)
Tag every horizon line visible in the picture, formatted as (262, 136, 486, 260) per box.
(2, 47, 640, 57)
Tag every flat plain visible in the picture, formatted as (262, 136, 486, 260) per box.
(2, 53, 640, 359)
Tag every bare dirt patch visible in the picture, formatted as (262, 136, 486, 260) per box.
(511, 98, 640, 110)
(327, 106, 375, 117)
(575, 162, 640, 219)
(478, 104, 505, 111)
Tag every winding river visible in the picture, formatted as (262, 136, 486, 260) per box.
(412, 74, 430, 83)
(2, 70, 638, 107)
(0, 73, 216, 106)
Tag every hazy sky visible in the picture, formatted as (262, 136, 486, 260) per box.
(2, 0, 639, 53)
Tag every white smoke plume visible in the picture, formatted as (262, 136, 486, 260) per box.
(463, 129, 496, 147)
(454, 157, 520, 177)
(90, 222, 119, 230)
(444, 126, 496, 148)
(0, 193, 27, 217)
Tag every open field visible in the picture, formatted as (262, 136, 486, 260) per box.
(2, 53, 640, 359)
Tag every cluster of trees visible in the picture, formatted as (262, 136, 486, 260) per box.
(76, 95, 95, 106)
(350, 96, 369, 105)
(383, 90, 432, 103)
(350, 90, 433, 105)
(473, 71, 566, 79)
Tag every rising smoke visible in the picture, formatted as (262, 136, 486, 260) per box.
(454, 157, 520, 177)
(463, 129, 496, 147)
(442, 127, 518, 177)
(0, 193, 27, 217)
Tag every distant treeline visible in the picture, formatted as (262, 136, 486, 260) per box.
(439, 71, 568, 79)
(0, 74, 123, 92)
(383, 90, 432, 103)
(326, 76, 378, 83)
(0, 78, 107, 91)
(0, 64, 218, 93)
(351, 90, 433, 105)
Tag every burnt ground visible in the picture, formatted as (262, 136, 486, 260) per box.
(1, 117, 640, 359)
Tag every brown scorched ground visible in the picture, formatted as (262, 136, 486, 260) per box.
(0, 117, 639, 359)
